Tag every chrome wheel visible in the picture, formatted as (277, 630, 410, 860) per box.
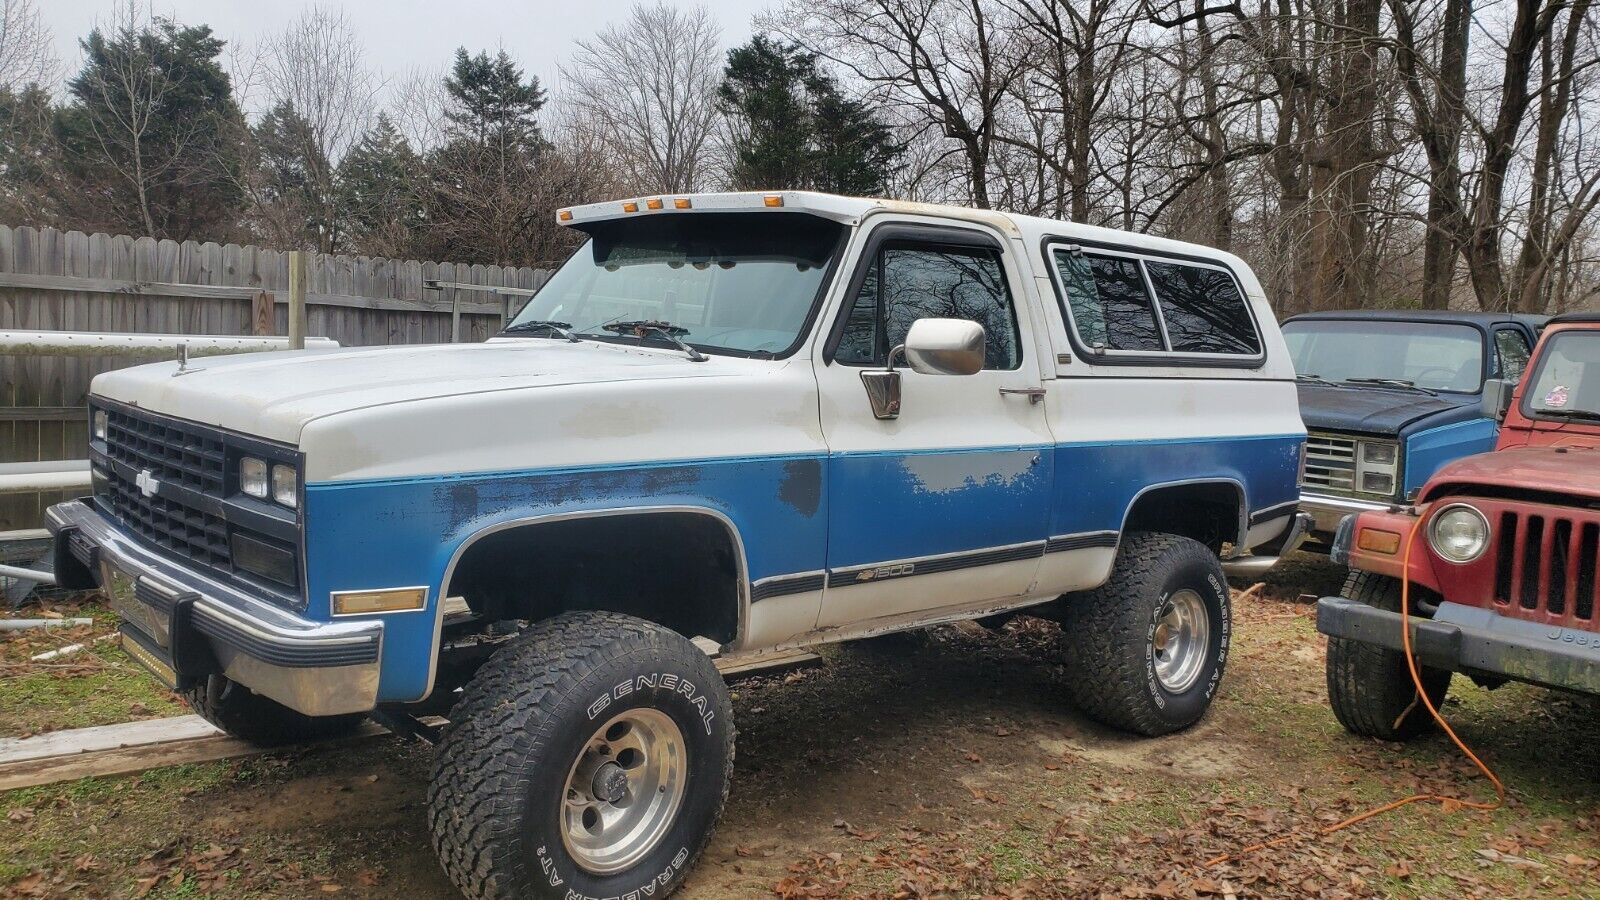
(560, 708, 688, 875)
(1152, 589, 1210, 693)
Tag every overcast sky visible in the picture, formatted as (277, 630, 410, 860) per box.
(40, 1, 776, 96)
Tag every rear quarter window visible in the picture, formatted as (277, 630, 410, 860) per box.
(1050, 245, 1262, 362)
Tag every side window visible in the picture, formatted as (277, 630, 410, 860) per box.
(835, 242, 1022, 370)
(1146, 261, 1262, 354)
(1054, 250, 1162, 351)
(1495, 329, 1531, 383)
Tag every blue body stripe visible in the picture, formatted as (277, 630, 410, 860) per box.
(303, 432, 1302, 702)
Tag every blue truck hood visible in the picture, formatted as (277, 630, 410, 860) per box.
(1297, 382, 1477, 436)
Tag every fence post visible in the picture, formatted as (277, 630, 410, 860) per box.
(251, 291, 275, 336)
(287, 251, 308, 350)
(447, 284, 460, 343)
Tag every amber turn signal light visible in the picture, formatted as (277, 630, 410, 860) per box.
(331, 586, 427, 616)
(1356, 528, 1402, 555)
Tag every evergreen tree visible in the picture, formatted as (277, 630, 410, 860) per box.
(337, 114, 425, 256)
(443, 48, 546, 151)
(55, 18, 246, 239)
(0, 84, 60, 224)
(718, 36, 900, 196)
(250, 100, 331, 246)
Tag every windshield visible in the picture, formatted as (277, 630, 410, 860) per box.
(1281, 320, 1485, 392)
(1522, 330, 1600, 418)
(508, 212, 845, 357)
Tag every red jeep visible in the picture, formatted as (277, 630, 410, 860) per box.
(1318, 312, 1600, 739)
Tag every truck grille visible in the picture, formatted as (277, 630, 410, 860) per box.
(1301, 433, 1357, 493)
(1493, 509, 1599, 624)
(100, 407, 232, 569)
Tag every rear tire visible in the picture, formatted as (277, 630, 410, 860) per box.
(429, 611, 734, 900)
(1325, 570, 1451, 741)
(180, 674, 365, 746)
(1056, 532, 1232, 736)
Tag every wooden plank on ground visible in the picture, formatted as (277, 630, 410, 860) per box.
(0, 649, 823, 790)
(0, 718, 390, 791)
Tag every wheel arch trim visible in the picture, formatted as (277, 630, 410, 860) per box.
(419, 504, 752, 701)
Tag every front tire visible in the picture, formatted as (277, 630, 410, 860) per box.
(429, 611, 734, 900)
(1056, 532, 1232, 736)
(1325, 570, 1451, 741)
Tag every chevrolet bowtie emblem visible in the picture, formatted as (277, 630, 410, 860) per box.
(135, 469, 161, 499)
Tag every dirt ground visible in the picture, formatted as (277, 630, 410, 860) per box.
(4, 553, 1600, 898)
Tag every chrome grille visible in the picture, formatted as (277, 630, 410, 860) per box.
(98, 407, 232, 570)
(1301, 432, 1357, 493)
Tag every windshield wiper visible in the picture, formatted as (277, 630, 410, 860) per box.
(500, 320, 580, 342)
(602, 320, 707, 362)
(1537, 408, 1600, 422)
(1343, 377, 1438, 396)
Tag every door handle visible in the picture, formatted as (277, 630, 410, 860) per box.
(999, 387, 1047, 404)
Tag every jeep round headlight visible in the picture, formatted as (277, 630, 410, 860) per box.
(1430, 504, 1490, 563)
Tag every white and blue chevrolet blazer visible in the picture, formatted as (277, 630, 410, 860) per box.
(48, 192, 1306, 899)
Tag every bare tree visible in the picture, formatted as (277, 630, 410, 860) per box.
(250, 4, 377, 251)
(0, 0, 53, 90)
(561, 3, 722, 193)
(770, 0, 1028, 209)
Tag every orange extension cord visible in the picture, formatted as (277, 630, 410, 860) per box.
(1203, 523, 1507, 868)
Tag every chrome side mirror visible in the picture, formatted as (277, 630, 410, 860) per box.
(858, 318, 986, 420)
(1481, 378, 1513, 422)
(904, 318, 985, 376)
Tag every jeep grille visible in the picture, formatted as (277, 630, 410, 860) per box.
(1493, 509, 1599, 623)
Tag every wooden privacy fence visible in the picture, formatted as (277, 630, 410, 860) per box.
(0, 224, 551, 531)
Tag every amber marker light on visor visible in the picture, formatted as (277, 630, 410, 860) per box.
(763, 195, 784, 207)
(1357, 528, 1402, 555)
(557, 209, 573, 221)
(646, 197, 663, 210)
(674, 197, 692, 209)
(622, 201, 639, 213)
(331, 586, 427, 616)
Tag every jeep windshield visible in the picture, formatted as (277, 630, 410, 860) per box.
(1522, 330, 1600, 419)
(507, 212, 845, 357)
(1282, 320, 1484, 393)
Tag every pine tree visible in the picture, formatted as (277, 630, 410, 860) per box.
(337, 114, 425, 256)
(54, 18, 246, 239)
(718, 36, 901, 196)
(443, 48, 547, 152)
(250, 100, 331, 246)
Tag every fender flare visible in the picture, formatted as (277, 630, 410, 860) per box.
(418, 504, 752, 701)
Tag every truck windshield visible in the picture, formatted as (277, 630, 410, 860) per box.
(1523, 330, 1600, 418)
(508, 212, 845, 357)
(1281, 320, 1484, 392)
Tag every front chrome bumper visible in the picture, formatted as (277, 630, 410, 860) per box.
(46, 499, 381, 717)
(1299, 492, 1391, 539)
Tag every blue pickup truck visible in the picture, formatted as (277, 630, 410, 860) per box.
(1282, 310, 1546, 548)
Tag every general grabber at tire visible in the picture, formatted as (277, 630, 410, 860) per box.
(180, 674, 365, 746)
(428, 611, 735, 900)
(1057, 532, 1231, 736)
(1325, 569, 1452, 741)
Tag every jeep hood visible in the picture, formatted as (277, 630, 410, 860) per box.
(1297, 382, 1474, 436)
(1425, 446, 1600, 503)
(89, 338, 743, 443)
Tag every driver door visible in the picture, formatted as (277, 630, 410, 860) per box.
(813, 222, 1055, 629)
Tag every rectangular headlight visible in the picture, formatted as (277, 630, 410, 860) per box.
(1354, 439, 1399, 497)
(331, 586, 428, 616)
(230, 532, 298, 586)
(240, 457, 268, 498)
(271, 464, 298, 508)
(92, 409, 108, 441)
